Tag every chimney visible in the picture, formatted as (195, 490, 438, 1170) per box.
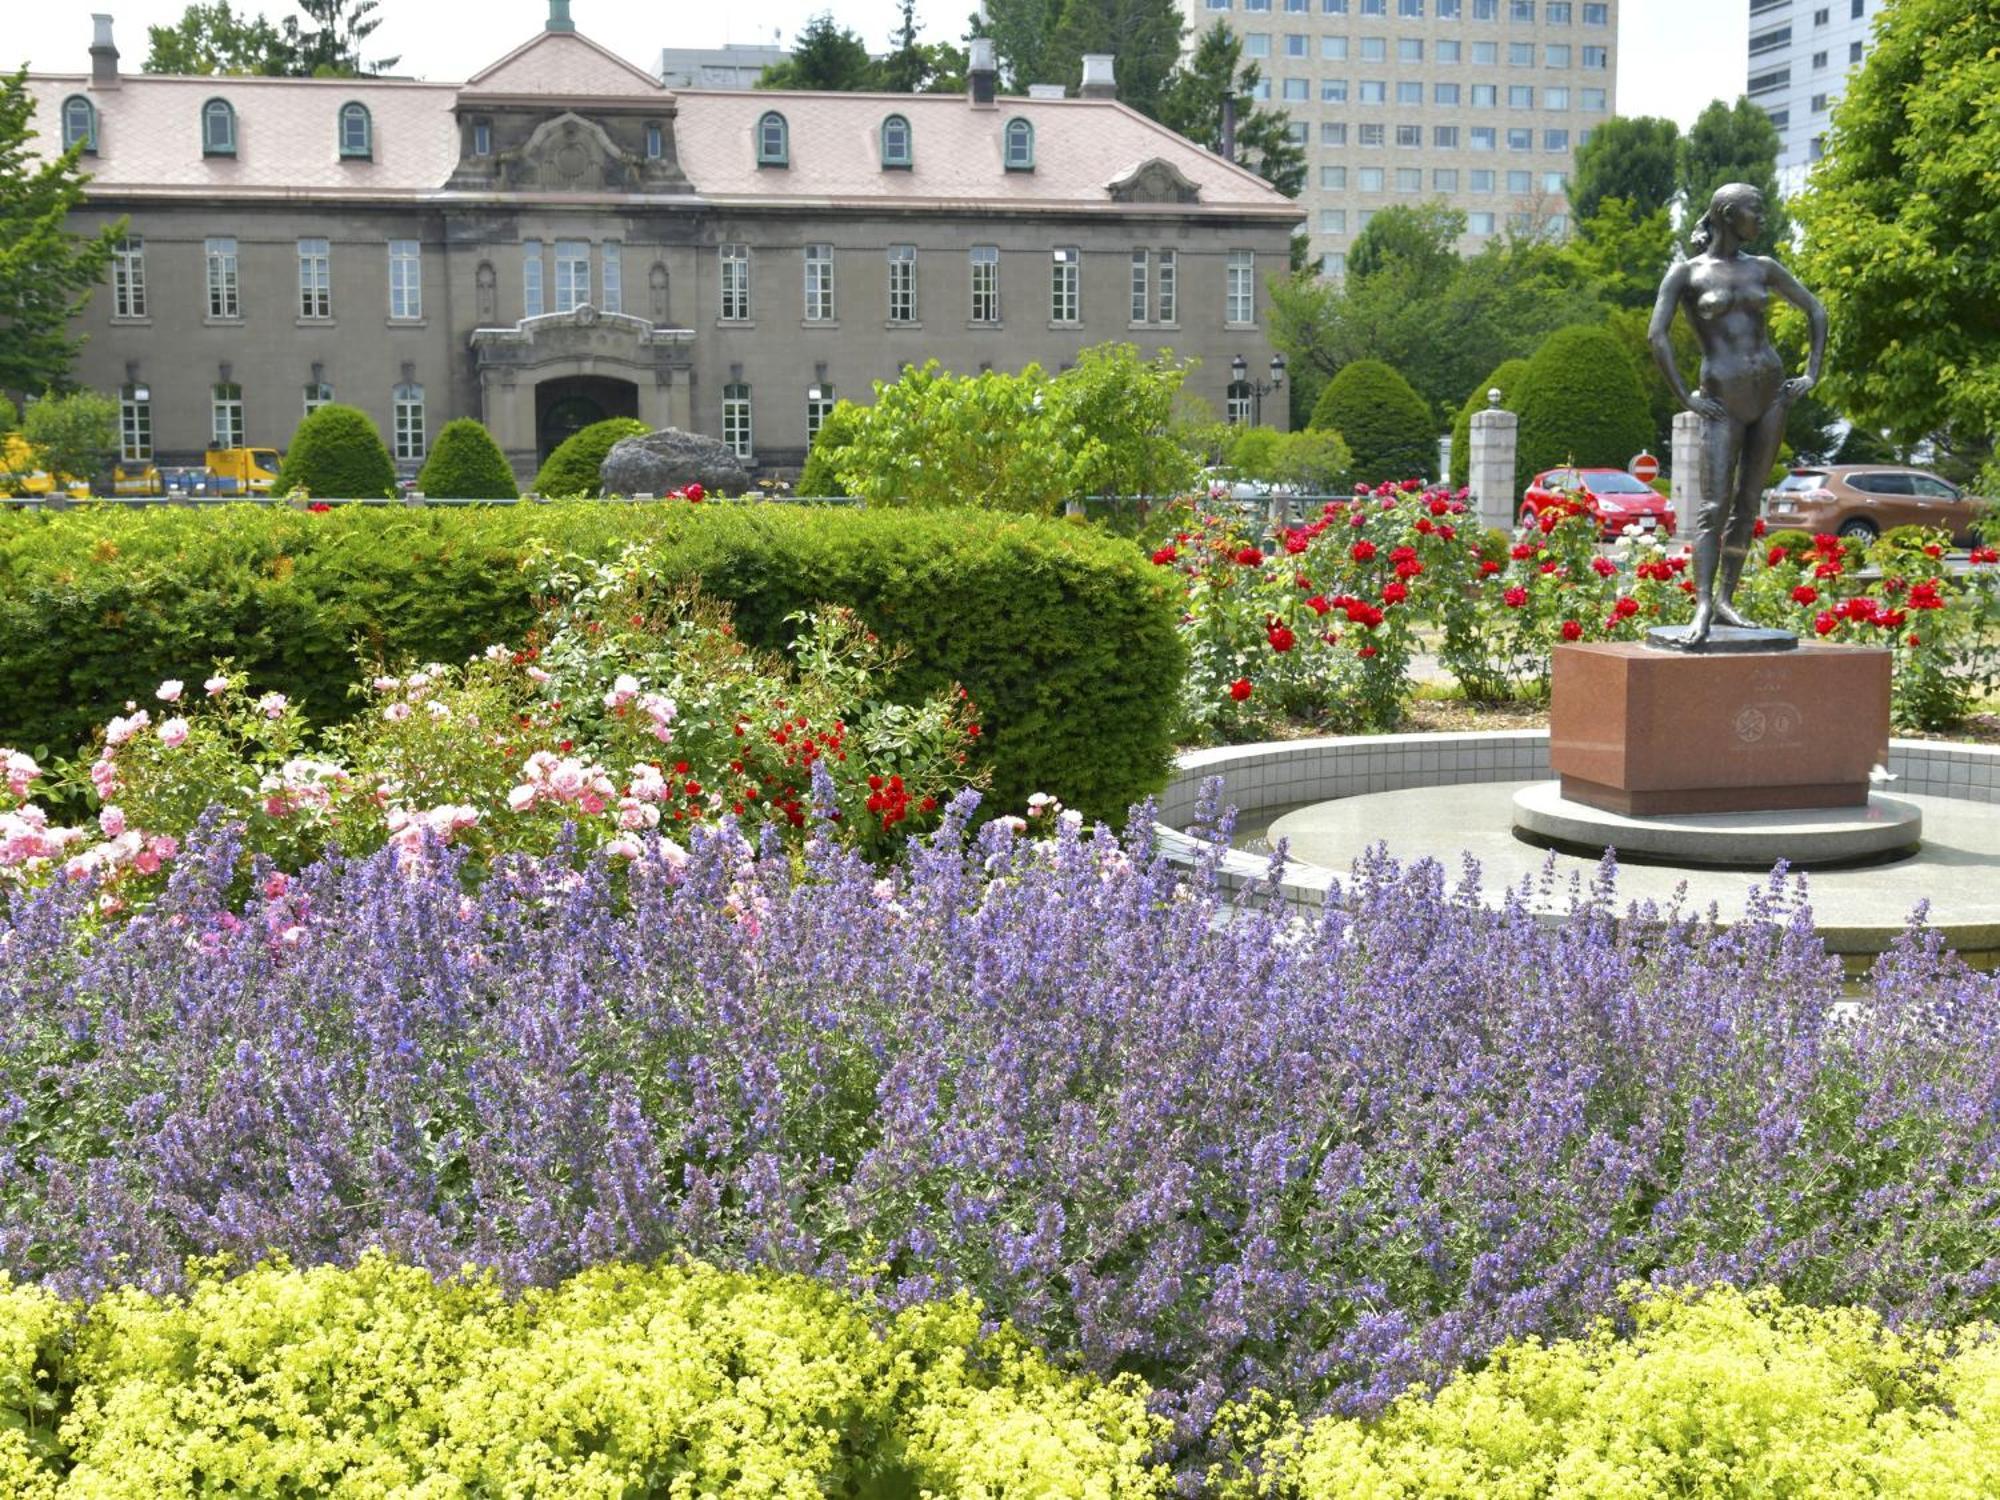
(968, 38, 997, 107)
(90, 14, 120, 88)
(545, 0, 576, 33)
(1220, 93, 1237, 162)
(1079, 53, 1116, 100)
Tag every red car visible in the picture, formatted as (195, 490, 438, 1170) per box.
(1520, 467, 1676, 541)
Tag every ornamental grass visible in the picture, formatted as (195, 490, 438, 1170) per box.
(3, 783, 1998, 1464)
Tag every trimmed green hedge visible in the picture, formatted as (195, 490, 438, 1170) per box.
(0, 502, 1183, 822)
(0, 1256, 1169, 1496)
(1514, 325, 1656, 494)
(273, 403, 396, 500)
(415, 418, 518, 499)
(1309, 360, 1438, 485)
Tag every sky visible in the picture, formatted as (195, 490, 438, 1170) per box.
(13, 0, 1745, 129)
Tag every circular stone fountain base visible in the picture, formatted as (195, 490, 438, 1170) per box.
(1510, 783, 1922, 869)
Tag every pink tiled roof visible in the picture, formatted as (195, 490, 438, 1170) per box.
(671, 89, 1298, 217)
(24, 73, 460, 199)
(461, 29, 666, 98)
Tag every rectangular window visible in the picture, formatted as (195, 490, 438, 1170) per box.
(1472, 83, 1498, 106)
(1545, 43, 1571, 66)
(1244, 0, 1270, 9)
(1471, 168, 1495, 190)
(1432, 167, 1459, 190)
(1319, 208, 1347, 233)
(1050, 246, 1080, 324)
(393, 386, 425, 462)
(1473, 0, 1498, 17)
(1322, 122, 1348, 145)
(1510, 85, 1535, 107)
(1435, 82, 1461, 104)
(1581, 45, 1607, 68)
(120, 389, 151, 462)
(1849, 40, 1863, 62)
(1320, 35, 1348, 58)
(1395, 167, 1422, 191)
(1747, 68, 1790, 94)
(1285, 32, 1308, 54)
(113, 237, 146, 318)
(204, 237, 239, 319)
(970, 245, 1000, 323)
(1322, 79, 1348, 102)
(1546, 0, 1570, 18)
(473, 120, 492, 155)
(1323, 0, 1347, 11)
(1321, 250, 1346, 278)
(1437, 38, 1461, 61)
(1544, 170, 1567, 191)
(1286, 0, 1308, 9)
(1510, 41, 1534, 65)
(303, 381, 333, 418)
(1283, 77, 1309, 100)
(722, 383, 752, 458)
(211, 383, 244, 449)
(1320, 164, 1348, 188)
(1360, 0, 1385, 12)
(1288, 120, 1310, 148)
(1225, 249, 1255, 325)
(1359, 123, 1385, 146)
(1157, 249, 1176, 323)
(1582, 2, 1606, 21)
(806, 384, 836, 442)
(1544, 128, 1570, 150)
(1809, 4, 1827, 18)
(601, 242, 622, 314)
(720, 243, 750, 321)
(1580, 86, 1607, 109)
(1469, 211, 1497, 233)
(1358, 165, 1385, 190)
(645, 122, 663, 159)
(803, 242, 835, 322)
(1471, 126, 1497, 150)
(1434, 125, 1460, 147)
(1545, 86, 1569, 108)
(1508, 169, 1532, 192)
(1472, 40, 1498, 63)
(1399, 0, 1424, 13)
(388, 239, 421, 320)
(1750, 25, 1792, 54)
(1252, 78, 1272, 101)
(887, 243, 917, 323)
(1437, 0, 1461, 13)
(1245, 32, 1271, 55)
(1508, 126, 1533, 149)
(1811, 134, 1826, 160)
(1130, 250, 1149, 322)
(1811, 92, 1829, 111)
(553, 239, 589, 314)
(1850, 0, 1863, 16)
(1511, 0, 1534, 19)
(1398, 37, 1423, 61)
(1205, 0, 1229, 9)
(1396, 81, 1422, 104)
(523, 239, 544, 317)
(1359, 36, 1386, 61)
(1766, 107, 1791, 128)
(297, 237, 331, 320)
(1395, 123, 1421, 146)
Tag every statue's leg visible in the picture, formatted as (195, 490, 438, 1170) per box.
(1716, 404, 1790, 626)
(1683, 412, 1742, 644)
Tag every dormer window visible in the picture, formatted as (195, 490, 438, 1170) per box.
(62, 95, 97, 154)
(203, 98, 237, 156)
(338, 101, 372, 159)
(1003, 116, 1034, 171)
(645, 121, 664, 159)
(880, 113, 912, 169)
(756, 110, 789, 167)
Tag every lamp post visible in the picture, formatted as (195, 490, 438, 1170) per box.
(1230, 352, 1286, 425)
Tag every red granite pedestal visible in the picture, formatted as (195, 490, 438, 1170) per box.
(1548, 643, 1892, 816)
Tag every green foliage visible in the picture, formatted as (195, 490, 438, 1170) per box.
(143, 2, 298, 74)
(414, 418, 517, 500)
(531, 416, 647, 498)
(1226, 425, 1285, 479)
(981, 0, 1184, 118)
(1513, 324, 1655, 493)
(833, 347, 1197, 510)
(0, 501, 1183, 823)
(1562, 195, 1675, 310)
(1221, 1286, 2000, 1498)
(1155, 23, 1305, 198)
(1348, 203, 1464, 289)
(1308, 360, 1437, 484)
(798, 400, 862, 497)
(1794, 0, 2000, 467)
(758, 12, 877, 90)
(1269, 428, 1352, 491)
(1570, 114, 1681, 222)
(0, 1256, 1171, 1497)
(274, 402, 395, 500)
(1680, 97, 1792, 257)
(18, 390, 117, 489)
(1448, 357, 1531, 489)
(1834, 424, 1899, 465)
(877, 0, 968, 94)
(0, 70, 125, 394)
(1604, 304, 1699, 457)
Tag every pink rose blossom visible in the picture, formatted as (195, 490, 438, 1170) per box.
(384, 702, 412, 723)
(156, 679, 184, 703)
(507, 784, 537, 813)
(105, 710, 150, 746)
(98, 805, 127, 839)
(257, 692, 288, 720)
(158, 717, 189, 749)
(205, 676, 230, 697)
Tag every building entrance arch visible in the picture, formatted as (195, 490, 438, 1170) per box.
(535, 374, 639, 464)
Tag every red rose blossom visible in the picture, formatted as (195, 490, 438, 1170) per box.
(1228, 677, 1254, 702)
(1791, 584, 1818, 605)
(1560, 619, 1583, 641)
(1503, 586, 1529, 608)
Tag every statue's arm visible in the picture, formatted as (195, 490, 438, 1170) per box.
(1649, 261, 1721, 419)
(1764, 257, 1828, 386)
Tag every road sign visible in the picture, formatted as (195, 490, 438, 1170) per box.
(1628, 451, 1660, 483)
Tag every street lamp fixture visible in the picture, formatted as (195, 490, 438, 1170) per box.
(1229, 353, 1287, 424)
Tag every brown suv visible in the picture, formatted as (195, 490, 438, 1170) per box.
(1762, 465, 1987, 544)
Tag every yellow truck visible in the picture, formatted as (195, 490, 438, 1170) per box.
(0, 435, 92, 500)
(113, 463, 164, 495)
(204, 447, 283, 496)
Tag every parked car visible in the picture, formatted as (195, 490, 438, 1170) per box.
(1762, 465, 1988, 544)
(1520, 467, 1676, 541)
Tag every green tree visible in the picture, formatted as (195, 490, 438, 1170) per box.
(978, 0, 1066, 92)
(1347, 202, 1462, 293)
(144, 2, 297, 75)
(1308, 359, 1436, 484)
(1513, 324, 1655, 493)
(1045, 0, 1185, 118)
(1448, 356, 1531, 488)
(1562, 195, 1675, 310)
(877, 0, 967, 93)
(759, 13, 879, 91)
(18, 389, 118, 488)
(283, 0, 398, 77)
(1793, 0, 2000, 468)
(415, 418, 517, 499)
(1156, 23, 1304, 198)
(1271, 427, 1352, 491)
(798, 401, 863, 496)
(0, 70, 124, 395)
(1570, 115, 1680, 222)
(1680, 98, 1791, 256)
(276, 402, 396, 498)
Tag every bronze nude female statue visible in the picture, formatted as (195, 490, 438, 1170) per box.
(1648, 182, 1828, 645)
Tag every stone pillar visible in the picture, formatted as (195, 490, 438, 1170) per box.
(1670, 409, 1705, 531)
(1468, 392, 1519, 533)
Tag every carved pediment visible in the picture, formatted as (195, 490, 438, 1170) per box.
(1107, 157, 1201, 204)
(503, 111, 635, 192)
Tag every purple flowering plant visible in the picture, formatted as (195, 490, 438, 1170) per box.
(3, 779, 1998, 1468)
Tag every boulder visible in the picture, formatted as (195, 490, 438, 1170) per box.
(599, 427, 750, 497)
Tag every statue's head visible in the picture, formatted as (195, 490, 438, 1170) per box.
(1689, 182, 1766, 253)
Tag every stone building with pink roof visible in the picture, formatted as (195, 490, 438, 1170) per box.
(26, 4, 1301, 482)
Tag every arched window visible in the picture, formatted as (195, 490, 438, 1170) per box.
(1003, 116, 1034, 171)
(337, 101, 372, 159)
(880, 113, 912, 169)
(62, 95, 97, 154)
(202, 98, 237, 156)
(756, 110, 788, 166)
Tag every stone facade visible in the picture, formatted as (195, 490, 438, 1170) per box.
(29, 8, 1302, 482)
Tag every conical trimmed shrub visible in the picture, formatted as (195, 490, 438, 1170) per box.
(1308, 359, 1438, 486)
(277, 404, 396, 500)
(1513, 325, 1655, 494)
(1448, 358, 1531, 489)
(532, 418, 648, 498)
(416, 418, 518, 499)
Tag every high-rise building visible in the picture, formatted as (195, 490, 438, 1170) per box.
(1179, 0, 1617, 276)
(1746, 0, 1875, 195)
(657, 44, 791, 91)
